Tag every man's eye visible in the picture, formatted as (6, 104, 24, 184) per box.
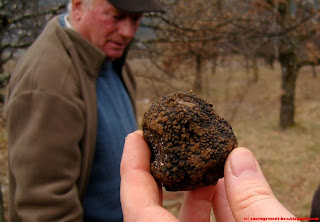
(113, 15, 125, 20)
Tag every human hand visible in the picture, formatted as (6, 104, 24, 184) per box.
(120, 130, 296, 222)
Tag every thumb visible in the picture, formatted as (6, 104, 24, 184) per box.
(224, 148, 296, 221)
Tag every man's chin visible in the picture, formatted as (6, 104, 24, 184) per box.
(103, 47, 126, 60)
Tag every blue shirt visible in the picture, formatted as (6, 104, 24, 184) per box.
(82, 62, 137, 221)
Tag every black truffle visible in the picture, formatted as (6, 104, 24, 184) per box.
(142, 91, 237, 191)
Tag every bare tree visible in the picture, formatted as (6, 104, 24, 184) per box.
(242, 0, 320, 129)
(219, 0, 320, 129)
(0, 0, 67, 100)
(138, 0, 320, 129)
(134, 0, 236, 94)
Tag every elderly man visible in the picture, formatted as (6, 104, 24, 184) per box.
(5, 0, 163, 221)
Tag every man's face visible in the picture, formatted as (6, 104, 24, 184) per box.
(74, 0, 142, 60)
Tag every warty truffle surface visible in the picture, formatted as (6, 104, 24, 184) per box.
(142, 91, 237, 191)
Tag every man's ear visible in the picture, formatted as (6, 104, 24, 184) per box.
(71, 0, 84, 20)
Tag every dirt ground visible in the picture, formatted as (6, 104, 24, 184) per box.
(132, 57, 320, 220)
(0, 57, 319, 221)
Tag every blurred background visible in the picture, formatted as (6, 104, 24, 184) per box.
(0, 0, 319, 221)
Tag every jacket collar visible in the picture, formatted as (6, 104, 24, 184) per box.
(49, 17, 106, 78)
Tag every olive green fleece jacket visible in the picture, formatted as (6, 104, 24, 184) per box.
(5, 16, 136, 221)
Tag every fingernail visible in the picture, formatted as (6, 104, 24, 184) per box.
(135, 130, 143, 136)
(230, 149, 258, 177)
(124, 133, 131, 142)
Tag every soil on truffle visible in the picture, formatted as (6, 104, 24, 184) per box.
(142, 91, 237, 191)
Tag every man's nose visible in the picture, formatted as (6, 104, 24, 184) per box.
(118, 18, 139, 39)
